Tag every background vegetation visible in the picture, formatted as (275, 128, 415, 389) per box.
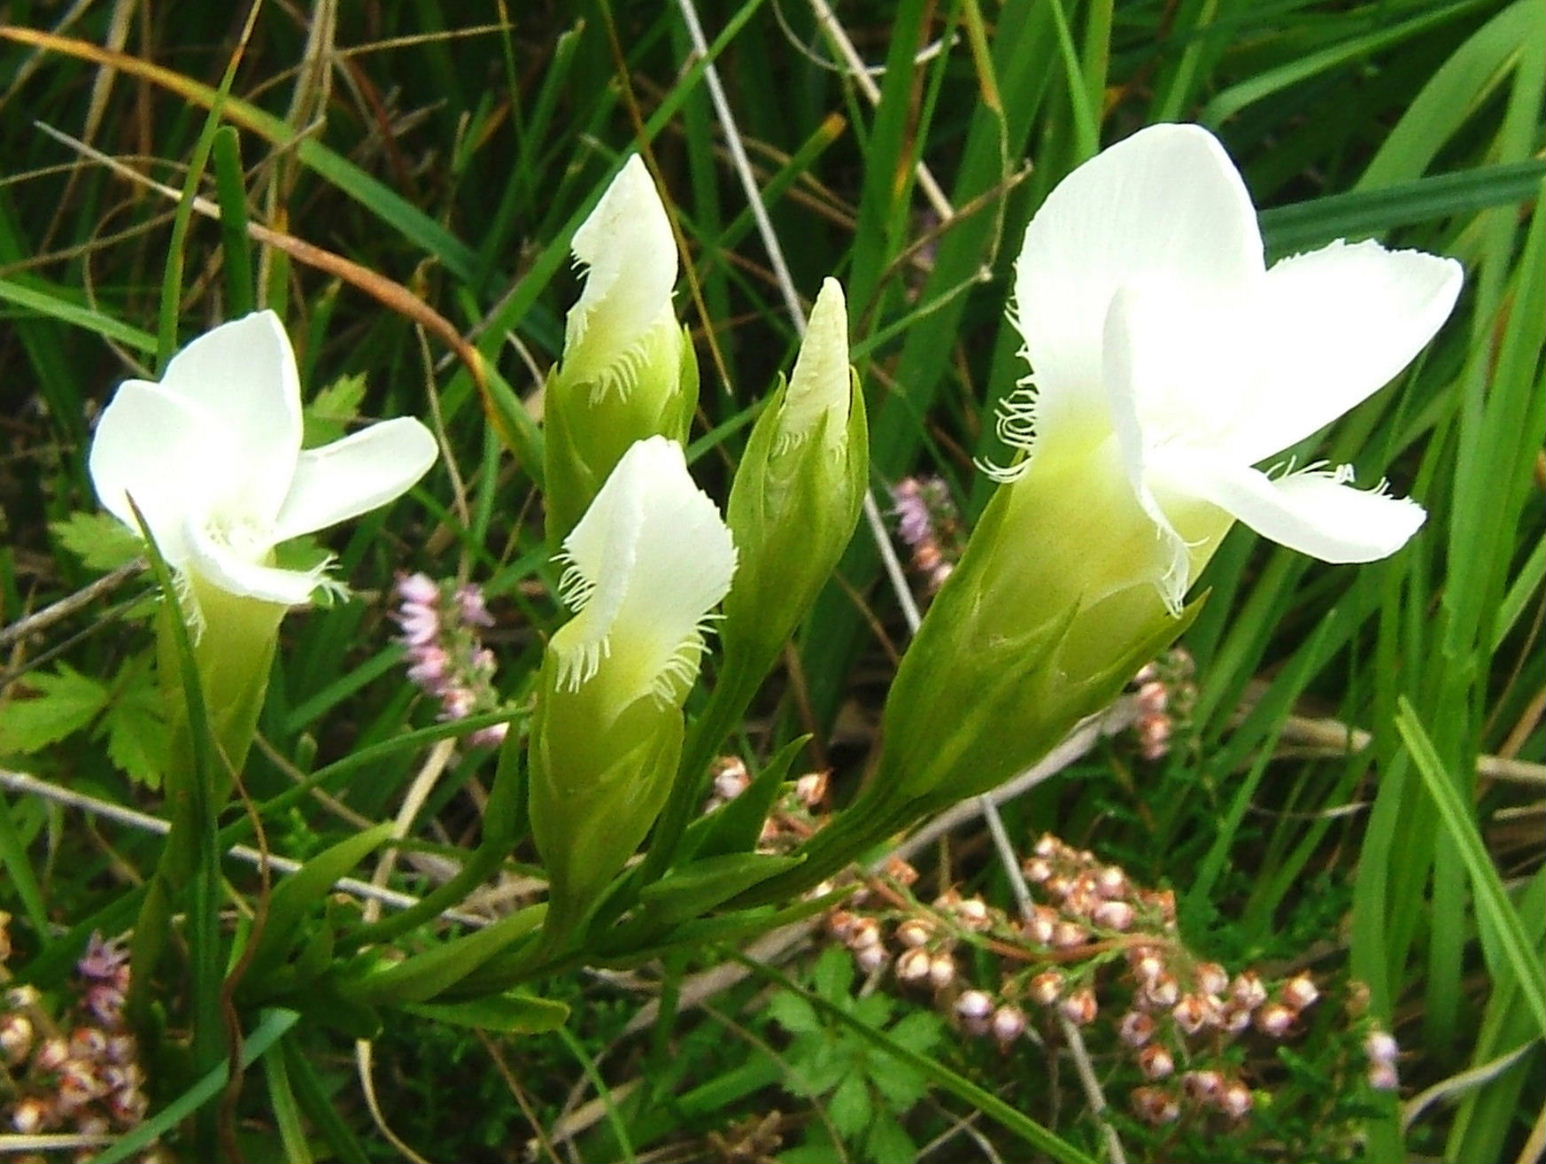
(1, 1, 1541, 1161)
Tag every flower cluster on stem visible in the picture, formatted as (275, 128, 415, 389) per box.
(393, 572, 508, 748)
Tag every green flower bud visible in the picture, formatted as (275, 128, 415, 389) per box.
(544, 156, 698, 544)
(529, 437, 737, 934)
(722, 278, 867, 671)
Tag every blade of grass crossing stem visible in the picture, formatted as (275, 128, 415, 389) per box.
(262, 1045, 313, 1164)
(91, 1009, 299, 1164)
(735, 954, 1096, 1164)
(1043, 0, 1098, 162)
(156, 4, 260, 370)
(127, 501, 229, 1159)
(557, 1024, 638, 1164)
(1395, 699, 1546, 1037)
(212, 126, 255, 317)
(281, 1035, 373, 1164)
(1446, 867, 1546, 1164)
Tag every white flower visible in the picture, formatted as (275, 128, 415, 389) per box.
(996, 123, 1462, 610)
(560, 154, 682, 401)
(551, 436, 737, 711)
(778, 277, 851, 452)
(89, 310, 438, 608)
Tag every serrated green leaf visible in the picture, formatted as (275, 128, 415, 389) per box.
(827, 1072, 872, 1138)
(866, 1112, 918, 1163)
(303, 374, 368, 446)
(0, 665, 109, 753)
(768, 991, 820, 1035)
(49, 511, 144, 572)
(886, 1010, 943, 1055)
(103, 663, 169, 788)
(812, 945, 853, 1002)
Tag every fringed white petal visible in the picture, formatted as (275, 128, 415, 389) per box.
(561, 155, 681, 397)
(549, 436, 737, 710)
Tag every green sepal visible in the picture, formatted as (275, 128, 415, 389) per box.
(243, 822, 396, 982)
(400, 992, 570, 1034)
(348, 904, 547, 1004)
(528, 662, 685, 938)
(637, 852, 806, 925)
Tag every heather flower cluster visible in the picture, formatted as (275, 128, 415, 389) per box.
(1128, 648, 1197, 762)
(2, 920, 152, 1153)
(890, 475, 964, 597)
(816, 834, 1393, 1135)
(393, 572, 508, 748)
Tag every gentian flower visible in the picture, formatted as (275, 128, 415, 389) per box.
(89, 310, 438, 614)
(544, 155, 698, 543)
(529, 436, 736, 933)
(758, 125, 1465, 899)
(993, 122, 1462, 610)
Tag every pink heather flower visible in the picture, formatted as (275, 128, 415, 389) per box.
(1119, 1010, 1156, 1046)
(455, 584, 495, 627)
(78, 933, 129, 982)
(396, 572, 439, 605)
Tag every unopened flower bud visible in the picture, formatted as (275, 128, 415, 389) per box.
(712, 757, 751, 801)
(11, 1096, 52, 1134)
(1138, 1043, 1175, 1079)
(1092, 900, 1135, 930)
(1024, 905, 1057, 944)
(1172, 994, 1213, 1035)
(1195, 962, 1229, 997)
(896, 947, 933, 982)
(1023, 856, 1053, 882)
(956, 990, 994, 1035)
(884, 856, 920, 886)
(956, 896, 991, 929)
(1132, 1086, 1180, 1125)
(1366, 1029, 1398, 1064)
(896, 918, 932, 948)
(1219, 1081, 1254, 1118)
(847, 917, 881, 950)
(928, 954, 957, 989)
(1255, 1002, 1296, 1038)
(855, 943, 889, 974)
(1051, 921, 1088, 949)
(1060, 987, 1098, 1025)
(1136, 680, 1169, 714)
(991, 1004, 1027, 1045)
(0, 1013, 34, 1062)
(794, 771, 829, 807)
(1033, 833, 1060, 859)
(1095, 865, 1129, 898)
(1131, 946, 1165, 984)
(6, 984, 41, 1009)
(827, 909, 857, 941)
(1219, 1003, 1252, 1034)
(35, 1036, 70, 1072)
(1029, 971, 1065, 1005)
(1145, 975, 1180, 1009)
(1184, 1069, 1225, 1103)
(1283, 971, 1319, 1010)
(1231, 971, 1267, 1009)
(1119, 1010, 1156, 1046)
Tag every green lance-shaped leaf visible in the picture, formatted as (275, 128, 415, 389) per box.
(544, 155, 697, 544)
(526, 436, 737, 943)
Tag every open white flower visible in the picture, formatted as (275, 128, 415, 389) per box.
(560, 154, 682, 402)
(90, 310, 438, 609)
(997, 123, 1463, 610)
(551, 436, 737, 714)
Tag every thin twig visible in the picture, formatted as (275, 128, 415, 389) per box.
(0, 559, 146, 651)
(0, 767, 488, 928)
